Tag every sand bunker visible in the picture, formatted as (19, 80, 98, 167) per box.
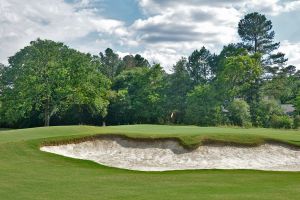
(40, 136, 300, 171)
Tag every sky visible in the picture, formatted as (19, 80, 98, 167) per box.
(1, 0, 300, 71)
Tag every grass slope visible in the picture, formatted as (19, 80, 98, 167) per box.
(0, 125, 300, 200)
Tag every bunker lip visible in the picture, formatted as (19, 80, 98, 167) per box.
(40, 134, 300, 172)
(40, 134, 300, 149)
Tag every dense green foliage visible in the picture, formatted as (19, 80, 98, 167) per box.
(217, 54, 262, 101)
(1, 125, 300, 200)
(107, 64, 167, 124)
(186, 85, 222, 126)
(0, 12, 299, 129)
(227, 99, 252, 127)
(187, 47, 215, 85)
(0, 40, 110, 127)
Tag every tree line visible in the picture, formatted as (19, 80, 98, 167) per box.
(0, 12, 299, 129)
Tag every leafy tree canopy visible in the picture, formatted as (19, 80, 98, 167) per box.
(217, 54, 262, 100)
(1, 39, 111, 126)
(187, 47, 215, 85)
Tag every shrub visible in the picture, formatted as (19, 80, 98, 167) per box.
(250, 98, 283, 128)
(294, 115, 300, 129)
(185, 85, 223, 126)
(227, 99, 252, 127)
(270, 115, 293, 129)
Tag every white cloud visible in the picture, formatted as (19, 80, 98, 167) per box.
(244, 0, 300, 16)
(0, 0, 126, 63)
(126, 4, 241, 68)
(132, 0, 300, 68)
(139, 0, 300, 16)
(279, 40, 300, 68)
(140, 49, 182, 72)
(0, 0, 299, 69)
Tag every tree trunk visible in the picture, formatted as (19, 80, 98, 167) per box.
(254, 37, 258, 53)
(44, 97, 50, 127)
(44, 112, 50, 127)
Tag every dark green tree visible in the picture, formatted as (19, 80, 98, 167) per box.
(216, 43, 248, 74)
(238, 12, 287, 73)
(185, 84, 223, 126)
(296, 91, 300, 114)
(107, 64, 167, 124)
(99, 48, 122, 80)
(0, 63, 5, 95)
(0, 64, 4, 124)
(217, 54, 262, 101)
(262, 65, 300, 103)
(251, 98, 284, 127)
(238, 12, 278, 54)
(121, 54, 150, 71)
(187, 47, 215, 85)
(134, 54, 150, 68)
(227, 99, 252, 127)
(165, 58, 193, 123)
(1, 39, 111, 127)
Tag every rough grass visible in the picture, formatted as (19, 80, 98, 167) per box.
(0, 125, 300, 200)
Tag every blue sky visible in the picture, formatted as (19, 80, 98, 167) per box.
(1, 0, 300, 70)
(65, 0, 144, 24)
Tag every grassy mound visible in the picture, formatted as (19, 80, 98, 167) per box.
(0, 125, 300, 199)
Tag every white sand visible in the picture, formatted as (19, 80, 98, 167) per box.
(40, 137, 300, 171)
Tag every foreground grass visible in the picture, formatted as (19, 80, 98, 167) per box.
(0, 125, 300, 200)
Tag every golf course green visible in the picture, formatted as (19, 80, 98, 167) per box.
(1, 125, 300, 200)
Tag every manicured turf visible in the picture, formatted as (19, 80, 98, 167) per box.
(0, 125, 300, 200)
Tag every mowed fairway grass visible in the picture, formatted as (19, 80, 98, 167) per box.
(0, 125, 300, 200)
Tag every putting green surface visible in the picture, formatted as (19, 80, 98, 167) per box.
(0, 125, 300, 200)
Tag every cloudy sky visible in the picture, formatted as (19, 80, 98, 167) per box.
(1, 0, 300, 71)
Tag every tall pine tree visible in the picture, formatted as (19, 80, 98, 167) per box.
(238, 12, 287, 75)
